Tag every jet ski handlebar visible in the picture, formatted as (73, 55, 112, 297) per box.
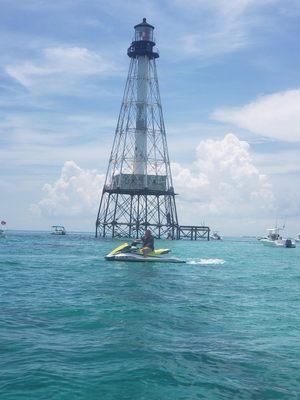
(131, 240, 142, 246)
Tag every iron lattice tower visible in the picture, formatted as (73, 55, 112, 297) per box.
(96, 18, 179, 239)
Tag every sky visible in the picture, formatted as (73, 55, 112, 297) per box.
(1, 0, 300, 236)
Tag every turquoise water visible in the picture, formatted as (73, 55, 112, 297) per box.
(0, 231, 299, 399)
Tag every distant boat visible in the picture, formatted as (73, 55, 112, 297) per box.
(211, 231, 222, 240)
(295, 234, 300, 243)
(51, 225, 66, 235)
(259, 227, 296, 248)
(0, 220, 7, 238)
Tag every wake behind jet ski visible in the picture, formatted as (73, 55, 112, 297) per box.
(105, 242, 186, 263)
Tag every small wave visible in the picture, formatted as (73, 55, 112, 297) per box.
(0, 260, 21, 267)
(187, 258, 225, 265)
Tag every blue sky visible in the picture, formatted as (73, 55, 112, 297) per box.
(1, 0, 300, 235)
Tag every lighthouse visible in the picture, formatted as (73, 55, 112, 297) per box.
(95, 18, 178, 239)
(95, 19, 210, 240)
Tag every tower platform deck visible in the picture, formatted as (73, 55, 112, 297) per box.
(177, 225, 210, 241)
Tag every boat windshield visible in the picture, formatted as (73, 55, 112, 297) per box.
(269, 233, 279, 240)
(52, 225, 65, 232)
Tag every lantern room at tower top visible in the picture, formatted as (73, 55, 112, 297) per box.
(135, 18, 154, 41)
(127, 18, 159, 59)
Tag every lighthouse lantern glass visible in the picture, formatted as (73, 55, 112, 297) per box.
(135, 26, 153, 41)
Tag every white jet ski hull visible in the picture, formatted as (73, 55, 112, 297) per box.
(105, 252, 185, 263)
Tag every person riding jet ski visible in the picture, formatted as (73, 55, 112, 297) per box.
(132, 229, 154, 257)
(105, 230, 185, 263)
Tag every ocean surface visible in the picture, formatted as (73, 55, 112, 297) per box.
(0, 231, 299, 399)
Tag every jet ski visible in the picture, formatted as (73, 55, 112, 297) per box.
(105, 242, 186, 263)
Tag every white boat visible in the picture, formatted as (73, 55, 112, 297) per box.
(211, 231, 222, 240)
(295, 234, 300, 243)
(0, 220, 7, 238)
(260, 227, 296, 248)
(51, 225, 66, 235)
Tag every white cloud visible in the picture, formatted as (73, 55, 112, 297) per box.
(31, 161, 105, 217)
(212, 88, 300, 142)
(0, 112, 115, 145)
(172, 133, 275, 222)
(6, 46, 119, 89)
(0, 112, 115, 175)
(32, 135, 274, 223)
(169, 0, 278, 58)
(181, 28, 247, 58)
(253, 149, 300, 175)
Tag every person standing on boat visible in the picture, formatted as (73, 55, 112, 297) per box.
(133, 229, 154, 256)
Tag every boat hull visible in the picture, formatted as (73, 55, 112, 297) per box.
(260, 239, 296, 248)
